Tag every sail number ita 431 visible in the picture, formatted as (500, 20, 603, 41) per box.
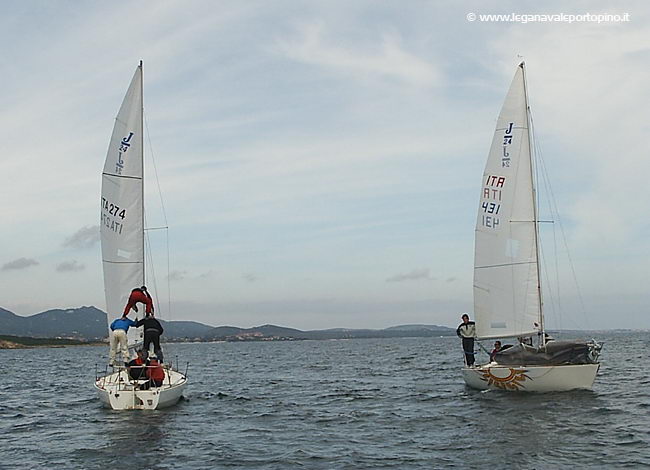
(480, 175, 505, 229)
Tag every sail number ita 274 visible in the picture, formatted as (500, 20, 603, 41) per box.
(101, 197, 126, 234)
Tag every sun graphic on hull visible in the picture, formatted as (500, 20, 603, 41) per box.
(478, 367, 531, 390)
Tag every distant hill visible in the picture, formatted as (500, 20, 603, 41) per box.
(303, 324, 454, 340)
(204, 324, 309, 341)
(0, 308, 28, 334)
(204, 323, 455, 341)
(0, 306, 211, 341)
(0, 306, 107, 340)
(385, 324, 450, 331)
(0, 306, 456, 342)
(162, 320, 215, 339)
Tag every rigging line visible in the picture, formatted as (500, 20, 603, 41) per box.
(144, 111, 172, 321)
(542, 113, 589, 321)
(144, 209, 161, 319)
(538, 139, 562, 330)
(538, 227, 559, 329)
(552, 206, 562, 330)
(529, 111, 559, 330)
(533, 126, 560, 328)
(102, 173, 143, 180)
(530, 112, 563, 330)
(475, 340, 492, 357)
(530, 112, 586, 328)
(166, 226, 171, 322)
(509, 220, 554, 223)
(143, 114, 169, 227)
(495, 125, 527, 131)
(475, 261, 536, 269)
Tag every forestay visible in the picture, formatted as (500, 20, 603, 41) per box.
(473, 64, 541, 340)
(100, 65, 144, 348)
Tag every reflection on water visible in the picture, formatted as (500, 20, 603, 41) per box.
(93, 410, 175, 468)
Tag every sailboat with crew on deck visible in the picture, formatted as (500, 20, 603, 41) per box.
(461, 62, 602, 392)
(94, 61, 187, 409)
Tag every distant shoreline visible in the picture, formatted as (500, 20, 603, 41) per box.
(0, 335, 104, 349)
(1, 328, 624, 350)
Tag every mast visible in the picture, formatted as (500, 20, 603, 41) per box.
(520, 61, 545, 345)
(139, 60, 145, 287)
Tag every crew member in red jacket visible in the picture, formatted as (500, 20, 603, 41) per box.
(145, 357, 165, 388)
(123, 286, 154, 317)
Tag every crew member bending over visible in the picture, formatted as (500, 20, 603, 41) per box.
(109, 316, 137, 366)
(123, 286, 154, 317)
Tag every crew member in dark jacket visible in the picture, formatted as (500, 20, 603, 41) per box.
(124, 286, 154, 317)
(490, 341, 502, 362)
(126, 349, 147, 380)
(456, 313, 476, 366)
(135, 314, 165, 363)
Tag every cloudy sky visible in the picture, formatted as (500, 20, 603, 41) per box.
(1, 1, 648, 330)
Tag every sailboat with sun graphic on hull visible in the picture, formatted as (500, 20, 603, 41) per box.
(461, 62, 601, 392)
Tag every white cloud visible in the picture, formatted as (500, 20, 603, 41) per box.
(276, 22, 440, 87)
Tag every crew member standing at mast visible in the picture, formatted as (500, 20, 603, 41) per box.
(123, 286, 154, 317)
(135, 314, 165, 363)
(456, 313, 476, 367)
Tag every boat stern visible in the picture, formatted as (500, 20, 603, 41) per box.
(95, 368, 187, 410)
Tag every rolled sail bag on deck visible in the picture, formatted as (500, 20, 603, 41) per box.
(493, 341, 597, 366)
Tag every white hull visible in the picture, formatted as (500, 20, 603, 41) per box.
(95, 367, 187, 410)
(462, 362, 600, 392)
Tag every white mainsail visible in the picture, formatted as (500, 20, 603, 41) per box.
(100, 64, 144, 348)
(473, 63, 541, 339)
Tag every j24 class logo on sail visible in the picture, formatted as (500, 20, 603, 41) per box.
(114, 132, 134, 174)
(502, 121, 514, 168)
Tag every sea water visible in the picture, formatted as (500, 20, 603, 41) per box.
(1, 332, 648, 469)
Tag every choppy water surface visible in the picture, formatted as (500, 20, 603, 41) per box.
(1, 332, 649, 469)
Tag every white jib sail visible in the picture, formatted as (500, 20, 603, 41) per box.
(473, 63, 541, 340)
(100, 65, 144, 349)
